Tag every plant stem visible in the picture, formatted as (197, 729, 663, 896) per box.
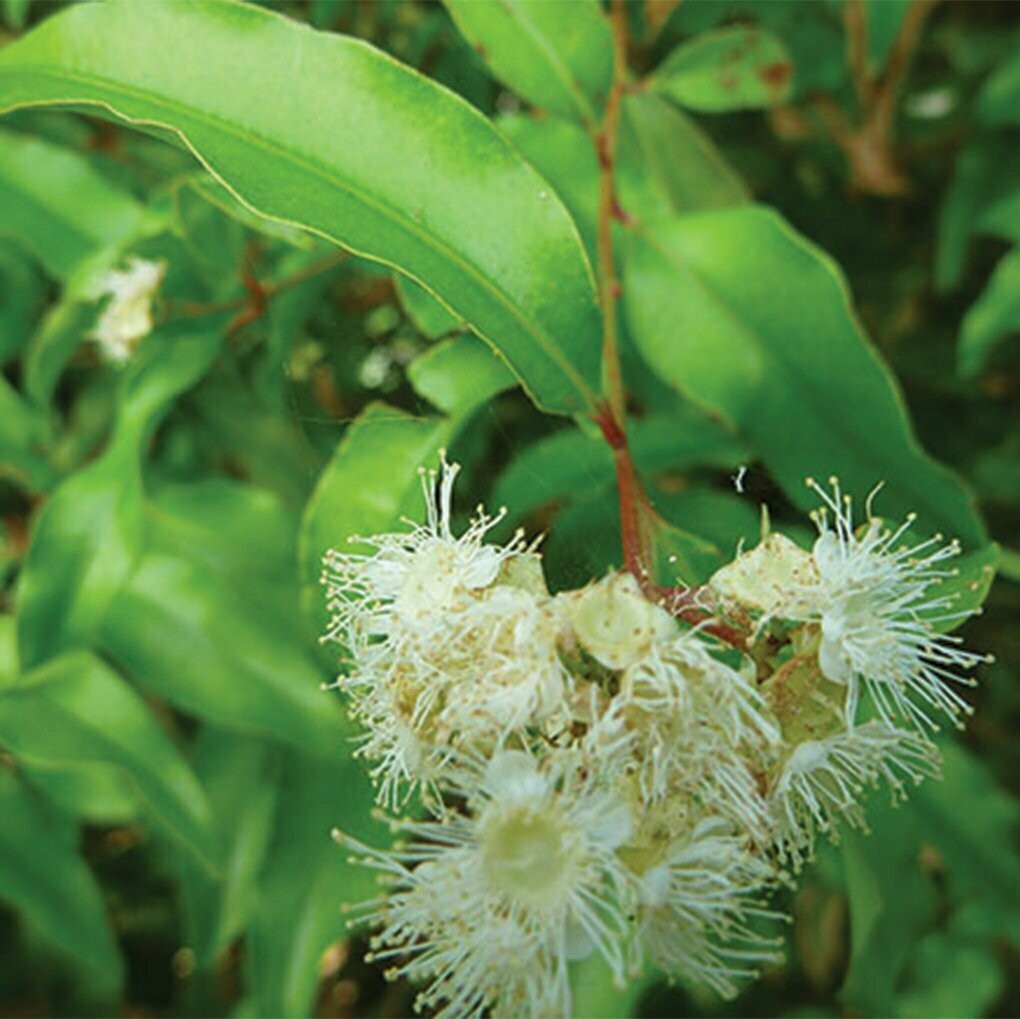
(592, 0, 655, 584)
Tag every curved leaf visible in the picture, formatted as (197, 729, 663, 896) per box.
(0, 0, 601, 414)
(624, 207, 987, 547)
(407, 334, 517, 415)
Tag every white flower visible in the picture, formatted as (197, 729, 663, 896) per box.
(335, 750, 635, 1019)
(769, 720, 941, 867)
(322, 455, 571, 804)
(560, 572, 676, 670)
(89, 256, 166, 361)
(323, 455, 524, 649)
(799, 478, 985, 730)
(602, 635, 778, 836)
(631, 817, 781, 999)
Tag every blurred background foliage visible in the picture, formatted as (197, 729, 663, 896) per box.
(0, 0, 1018, 1017)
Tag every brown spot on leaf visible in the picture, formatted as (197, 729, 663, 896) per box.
(759, 61, 792, 90)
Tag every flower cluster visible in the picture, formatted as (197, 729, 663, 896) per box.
(322, 461, 984, 1018)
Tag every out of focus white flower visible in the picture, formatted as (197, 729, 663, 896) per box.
(336, 750, 634, 1019)
(632, 817, 781, 998)
(799, 478, 985, 730)
(89, 256, 166, 361)
(769, 720, 940, 867)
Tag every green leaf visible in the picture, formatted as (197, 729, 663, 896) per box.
(623, 207, 988, 548)
(936, 138, 1017, 291)
(0, 124, 143, 280)
(15, 325, 223, 669)
(444, 0, 614, 127)
(0, 767, 124, 992)
(178, 729, 280, 969)
(0, 650, 221, 871)
(100, 551, 345, 758)
(0, 372, 55, 490)
(958, 249, 1020, 378)
(247, 747, 383, 1018)
(407, 334, 517, 415)
(493, 409, 747, 524)
(570, 954, 653, 1018)
(19, 758, 138, 824)
(840, 810, 934, 1016)
(500, 112, 601, 262)
(618, 93, 749, 217)
(898, 931, 1003, 1019)
(840, 743, 1020, 1016)
(0, 0, 601, 414)
(650, 26, 793, 113)
(977, 47, 1020, 125)
(394, 272, 462, 339)
(0, 238, 46, 362)
(299, 401, 453, 642)
(0, 615, 16, 686)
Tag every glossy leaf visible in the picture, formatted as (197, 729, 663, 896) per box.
(0, 124, 142, 280)
(0, 0, 601, 414)
(651, 26, 793, 113)
(0, 651, 221, 870)
(0, 768, 123, 991)
(444, 0, 614, 127)
(500, 113, 601, 261)
(958, 249, 1020, 378)
(624, 207, 988, 548)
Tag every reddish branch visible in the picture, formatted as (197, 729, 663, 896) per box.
(771, 0, 941, 196)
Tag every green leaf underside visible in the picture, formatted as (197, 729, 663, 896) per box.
(625, 207, 987, 548)
(0, 0, 601, 414)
